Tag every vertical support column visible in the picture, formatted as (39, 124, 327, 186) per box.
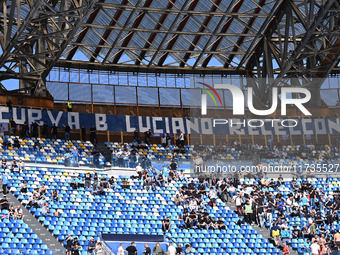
(264, 135, 267, 146)
(213, 135, 216, 146)
(121, 131, 123, 143)
(107, 131, 110, 143)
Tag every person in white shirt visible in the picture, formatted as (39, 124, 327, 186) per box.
(310, 240, 320, 255)
(117, 243, 124, 255)
(167, 243, 176, 255)
(135, 163, 143, 179)
(209, 188, 217, 199)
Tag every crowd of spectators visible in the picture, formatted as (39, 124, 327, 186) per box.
(224, 174, 340, 254)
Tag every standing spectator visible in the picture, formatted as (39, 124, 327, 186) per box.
(90, 125, 96, 144)
(87, 237, 96, 255)
(0, 124, 5, 139)
(85, 171, 91, 189)
(23, 121, 30, 138)
(166, 133, 171, 147)
(117, 244, 124, 255)
(179, 131, 185, 147)
(93, 170, 98, 187)
(66, 100, 72, 112)
(133, 128, 139, 143)
(81, 126, 86, 141)
(126, 242, 137, 255)
(92, 147, 100, 168)
(1, 172, 9, 194)
(95, 241, 105, 255)
(144, 129, 152, 145)
(42, 121, 48, 138)
(0, 195, 9, 210)
(310, 239, 320, 255)
(72, 237, 81, 255)
(51, 123, 58, 140)
(10, 118, 16, 136)
(161, 134, 166, 147)
(65, 234, 73, 255)
(167, 243, 176, 255)
(71, 147, 80, 166)
(153, 242, 165, 255)
(31, 122, 38, 138)
(282, 242, 290, 255)
(63, 124, 71, 141)
(136, 163, 143, 179)
(6, 99, 12, 114)
(143, 244, 151, 255)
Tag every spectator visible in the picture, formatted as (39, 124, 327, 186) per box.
(18, 159, 25, 171)
(72, 237, 81, 255)
(52, 190, 59, 202)
(144, 129, 152, 144)
(0, 124, 5, 139)
(87, 237, 96, 255)
(71, 146, 80, 167)
(117, 243, 124, 255)
(67, 100, 72, 112)
(10, 118, 16, 135)
(23, 121, 30, 138)
(136, 163, 143, 179)
(166, 133, 171, 147)
(20, 180, 28, 193)
(42, 121, 48, 138)
(51, 123, 58, 140)
(282, 242, 290, 255)
(63, 124, 71, 141)
(176, 243, 183, 255)
(133, 128, 139, 143)
(92, 147, 100, 168)
(108, 176, 115, 189)
(10, 159, 18, 173)
(31, 121, 38, 137)
(126, 242, 137, 255)
(161, 134, 166, 147)
(65, 234, 73, 255)
(3, 137, 10, 147)
(8, 205, 15, 219)
(14, 205, 24, 220)
(41, 202, 50, 215)
(162, 217, 171, 232)
(81, 126, 86, 141)
(0, 195, 9, 210)
(6, 99, 12, 114)
(95, 241, 105, 255)
(143, 244, 151, 255)
(1, 171, 9, 194)
(153, 242, 165, 255)
(168, 243, 176, 255)
(90, 125, 96, 144)
(310, 239, 320, 255)
(85, 171, 91, 189)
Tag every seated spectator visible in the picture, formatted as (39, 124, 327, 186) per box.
(0, 195, 9, 210)
(100, 177, 108, 188)
(121, 178, 130, 189)
(70, 177, 78, 189)
(1, 157, 7, 169)
(176, 243, 183, 255)
(20, 180, 28, 193)
(173, 194, 184, 206)
(3, 137, 11, 147)
(108, 176, 115, 188)
(157, 174, 165, 187)
(39, 183, 47, 196)
(95, 241, 104, 255)
(136, 163, 143, 179)
(27, 195, 39, 208)
(162, 217, 171, 232)
(41, 202, 50, 215)
(52, 190, 59, 202)
(8, 205, 15, 219)
(18, 159, 25, 171)
(14, 205, 24, 220)
(10, 159, 18, 173)
(13, 138, 20, 148)
(217, 218, 226, 230)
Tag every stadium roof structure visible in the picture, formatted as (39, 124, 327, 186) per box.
(0, 0, 340, 106)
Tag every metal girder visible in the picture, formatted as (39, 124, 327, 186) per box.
(89, 0, 130, 63)
(0, 0, 96, 96)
